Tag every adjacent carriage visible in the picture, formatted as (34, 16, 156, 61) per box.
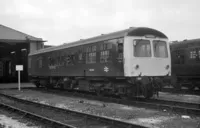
(170, 39, 200, 90)
(28, 27, 171, 98)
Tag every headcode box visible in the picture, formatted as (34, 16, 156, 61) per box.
(16, 65, 23, 71)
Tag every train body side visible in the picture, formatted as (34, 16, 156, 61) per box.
(28, 27, 170, 98)
(28, 40, 124, 77)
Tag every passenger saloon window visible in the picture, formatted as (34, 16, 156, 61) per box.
(134, 40, 151, 57)
(86, 45, 96, 64)
(100, 50, 110, 63)
(190, 50, 197, 59)
(100, 42, 113, 63)
(153, 40, 168, 58)
(198, 51, 200, 59)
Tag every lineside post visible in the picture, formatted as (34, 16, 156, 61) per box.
(18, 71, 20, 91)
(16, 65, 23, 91)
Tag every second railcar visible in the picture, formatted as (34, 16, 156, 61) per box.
(170, 39, 200, 90)
(28, 27, 171, 98)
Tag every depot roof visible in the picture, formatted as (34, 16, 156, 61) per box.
(0, 24, 45, 43)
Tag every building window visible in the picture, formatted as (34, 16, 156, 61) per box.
(86, 45, 96, 64)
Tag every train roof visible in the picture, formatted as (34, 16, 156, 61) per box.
(170, 38, 200, 49)
(29, 27, 168, 56)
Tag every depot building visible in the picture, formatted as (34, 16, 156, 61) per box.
(0, 24, 45, 83)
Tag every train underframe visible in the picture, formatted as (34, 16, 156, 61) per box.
(30, 76, 163, 99)
(171, 75, 200, 91)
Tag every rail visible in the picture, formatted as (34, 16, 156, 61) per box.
(0, 92, 147, 128)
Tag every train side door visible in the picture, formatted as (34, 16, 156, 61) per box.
(116, 40, 124, 74)
(176, 49, 185, 64)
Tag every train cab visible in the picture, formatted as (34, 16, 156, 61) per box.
(123, 29, 171, 77)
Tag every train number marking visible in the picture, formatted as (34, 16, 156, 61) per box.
(89, 69, 95, 71)
(104, 66, 109, 72)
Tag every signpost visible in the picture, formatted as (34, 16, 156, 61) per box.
(16, 65, 23, 91)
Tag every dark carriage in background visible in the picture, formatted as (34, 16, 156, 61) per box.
(170, 39, 200, 90)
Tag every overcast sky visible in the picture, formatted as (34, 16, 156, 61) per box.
(0, 0, 199, 45)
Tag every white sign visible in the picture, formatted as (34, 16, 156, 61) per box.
(16, 65, 23, 71)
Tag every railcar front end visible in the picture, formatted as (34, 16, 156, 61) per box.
(123, 34, 171, 98)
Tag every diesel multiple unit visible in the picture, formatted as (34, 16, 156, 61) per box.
(28, 27, 171, 98)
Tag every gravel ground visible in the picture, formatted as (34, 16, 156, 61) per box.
(157, 92, 200, 104)
(0, 89, 200, 128)
(0, 83, 35, 89)
(0, 107, 44, 128)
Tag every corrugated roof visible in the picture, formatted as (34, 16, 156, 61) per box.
(29, 27, 168, 56)
(0, 24, 44, 42)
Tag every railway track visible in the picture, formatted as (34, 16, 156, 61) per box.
(29, 88, 200, 116)
(0, 87, 200, 116)
(161, 87, 200, 96)
(0, 92, 147, 128)
(0, 102, 74, 128)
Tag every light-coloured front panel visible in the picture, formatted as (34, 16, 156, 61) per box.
(123, 36, 171, 77)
